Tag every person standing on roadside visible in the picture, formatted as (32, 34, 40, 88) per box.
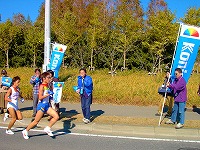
(47, 70, 60, 118)
(165, 68, 187, 129)
(76, 68, 93, 124)
(30, 68, 41, 117)
(0, 69, 11, 114)
(0, 69, 10, 90)
(157, 71, 173, 117)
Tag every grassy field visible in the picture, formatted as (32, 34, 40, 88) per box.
(2, 67, 200, 107)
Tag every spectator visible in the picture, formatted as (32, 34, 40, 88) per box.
(30, 68, 41, 117)
(0, 69, 10, 114)
(165, 68, 187, 129)
(47, 70, 60, 118)
(0, 69, 9, 90)
(76, 68, 93, 124)
(157, 71, 173, 117)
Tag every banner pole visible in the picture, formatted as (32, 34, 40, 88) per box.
(158, 23, 183, 126)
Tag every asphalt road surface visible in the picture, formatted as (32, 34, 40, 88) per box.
(1, 128, 200, 150)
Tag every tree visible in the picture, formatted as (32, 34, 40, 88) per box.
(181, 7, 200, 27)
(0, 20, 17, 68)
(115, 0, 144, 71)
(99, 30, 123, 76)
(24, 25, 44, 67)
(87, 2, 106, 70)
(144, 0, 177, 73)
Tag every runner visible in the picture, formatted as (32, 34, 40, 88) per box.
(4, 76, 23, 135)
(22, 72, 59, 139)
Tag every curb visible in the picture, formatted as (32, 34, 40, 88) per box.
(1, 116, 200, 140)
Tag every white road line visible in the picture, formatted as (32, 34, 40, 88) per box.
(0, 126, 200, 143)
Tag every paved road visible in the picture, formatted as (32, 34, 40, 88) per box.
(1, 128, 200, 150)
(19, 101, 200, 120)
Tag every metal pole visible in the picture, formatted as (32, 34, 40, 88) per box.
(158, 23, 183, 126)
(43, 0, 51, 72)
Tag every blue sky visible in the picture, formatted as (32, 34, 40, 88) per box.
(0, 0, 200, 23)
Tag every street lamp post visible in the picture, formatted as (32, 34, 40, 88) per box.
(43, 0, 51, 72)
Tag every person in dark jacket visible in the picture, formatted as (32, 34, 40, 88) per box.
(157, 71, 173, 117)
(165, 68, 187, 129)
(76, 68, 93, 124)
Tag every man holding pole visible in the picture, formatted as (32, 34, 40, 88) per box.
(165, 68, 187, 129)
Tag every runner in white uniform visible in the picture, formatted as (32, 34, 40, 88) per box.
(4, 76, 23, 135)
(7, 86, 20, 110)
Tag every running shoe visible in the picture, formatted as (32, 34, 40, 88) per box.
(6, 129, 14, 135)
(22, 129, 29, 139)
(44, 126, 54, 136)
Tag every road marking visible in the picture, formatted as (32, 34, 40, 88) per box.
(69, 132, 200, 143)
(0, 126, 200, 143)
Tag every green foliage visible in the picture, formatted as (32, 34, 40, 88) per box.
(0, 0, 199, 72)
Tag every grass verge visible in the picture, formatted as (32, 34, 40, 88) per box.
(1, 67, 200, 107)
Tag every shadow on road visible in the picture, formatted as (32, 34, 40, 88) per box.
(52, 108, 78, 138)
(20, 106, 33, 112)
(90, 110, 105, 122)
(59, 108, 79, 120)
(192, 105, 200, 115)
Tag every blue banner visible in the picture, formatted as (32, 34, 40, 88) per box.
(53, 82, 64, 103)
(171, 24, 200, 83)
(1, 77, 12, 87)
(49, 43, 67, 78)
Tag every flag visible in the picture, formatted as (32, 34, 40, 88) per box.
(1, 77, 12, 87)
(49, 43, 67, 78)
(171, 24, 200, 83)
(53, 82, 64, 103)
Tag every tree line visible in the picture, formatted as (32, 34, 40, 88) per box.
(0, 0, 200, 74)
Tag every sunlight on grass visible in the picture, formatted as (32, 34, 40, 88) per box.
(1, 67, 200, 107)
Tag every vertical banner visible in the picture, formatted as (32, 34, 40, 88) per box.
(49, 43, 67, 78)
(53, 82, 64, 103)
(171, 24, 200, 83)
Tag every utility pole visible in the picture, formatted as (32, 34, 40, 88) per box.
(43, 0, 51, 72)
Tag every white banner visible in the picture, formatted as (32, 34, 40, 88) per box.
(53, 82, 64, 103)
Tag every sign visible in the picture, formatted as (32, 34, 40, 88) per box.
(1, 77, 12, 87)
(53, 82, 64, 103)
(49, 43, 67, 78)
(171, 24, 200, 83)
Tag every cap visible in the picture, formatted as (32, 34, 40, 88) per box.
(1, 69, 7, 75)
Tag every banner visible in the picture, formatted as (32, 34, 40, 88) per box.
(53, 82, 64, 103)
(1, 77, 12, 87)
(171, 24, 200, 83)
(49, 43, 67, 78)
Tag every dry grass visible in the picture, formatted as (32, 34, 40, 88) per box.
(1, 67, 200, 107)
